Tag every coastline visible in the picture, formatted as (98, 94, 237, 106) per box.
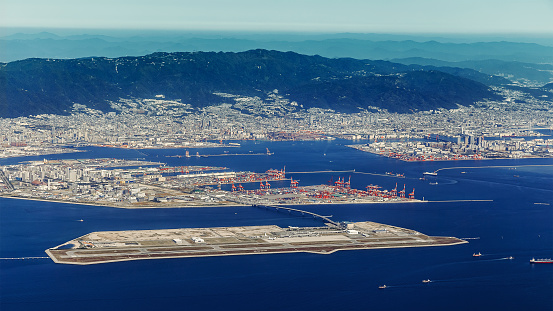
(44, 222, 468, 265)
(45, 238, 468, 265)
(92, 144, 240, 149)
(0, 194, 431, 209)
(346, 145, 550, 162)
(0, 194, 246, 209)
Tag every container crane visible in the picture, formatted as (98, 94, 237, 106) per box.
(344, 176, 351, 189)
(391, 183, 398, 197)
(399, 184, 406, 198)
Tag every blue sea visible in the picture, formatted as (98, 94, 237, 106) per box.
(1, 140, 552, 311)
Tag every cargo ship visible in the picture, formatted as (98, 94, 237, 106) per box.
(530, 258, 553, 263)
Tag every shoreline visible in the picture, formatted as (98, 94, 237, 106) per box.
(44, 221, 468, 265)
(0, 149, 86, 160)
(0, 194, 493, 209)
(0, 194, 246, 209)
(346, 145, 550, 162)
(45, 238, 467, 265)
(0, 194, 431, 209)
(92, 144, 239, 150)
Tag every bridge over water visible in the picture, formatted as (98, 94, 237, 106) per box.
(253, 204, 340, 227)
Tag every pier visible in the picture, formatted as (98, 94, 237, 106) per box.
(286, 170, 355, 174)
(199, 153, 271, 158)
(168, 152, 271, 158)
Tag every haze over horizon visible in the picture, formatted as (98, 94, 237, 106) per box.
(2, 0, 553, 35)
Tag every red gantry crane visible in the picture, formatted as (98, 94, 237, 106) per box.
(399, 184, 406, 198)
(290, 178, 299, 188)
(409, 188, 415, 199)
(391, 183, 398, 197)
(344, 176, 351, 189)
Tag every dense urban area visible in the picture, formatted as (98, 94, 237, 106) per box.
(1, 88, 552, 157)
(1, 87, 552, 206)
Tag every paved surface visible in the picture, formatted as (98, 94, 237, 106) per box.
(46, 222, 467, 265)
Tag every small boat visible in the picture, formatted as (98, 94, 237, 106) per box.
(429, 182, 438, 185)
(507, 256, 514, 260)
(78, 219, 84, 222)
(530, 258, 553, 264)
(378, 285, 387, 289)
(422, 279, 431, 283)
(423, 171, 437, 176)
(473, 252, 482, 257)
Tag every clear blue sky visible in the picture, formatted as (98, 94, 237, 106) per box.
(1, 0, 553, 34)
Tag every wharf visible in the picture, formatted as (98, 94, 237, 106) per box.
(45, 221, 466, 265)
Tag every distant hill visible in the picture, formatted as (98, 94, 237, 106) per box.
(0, 50, 503, 117)
(543, 82, 553, 91)
(286, 71, 500, 113)
(2, 33, 553, 64)
(392, 58, 553, 85)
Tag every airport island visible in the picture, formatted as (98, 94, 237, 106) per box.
(2, 81, 549, 266)
(46, 214, 467, 265)
(2, 157, 469, 266)
(2, 156, 466, 266)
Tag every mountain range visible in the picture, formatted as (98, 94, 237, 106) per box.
(0, 49, 511, 117)
(2, 32, 553, 64)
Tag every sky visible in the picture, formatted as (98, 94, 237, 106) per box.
(1, 0, 553, 34)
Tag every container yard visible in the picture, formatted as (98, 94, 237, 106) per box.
(1, 160, 417, 207)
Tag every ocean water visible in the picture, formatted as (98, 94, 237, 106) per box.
(1, 140, 552, 311)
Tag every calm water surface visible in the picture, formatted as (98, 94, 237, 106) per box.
(1, 140, 551, 310)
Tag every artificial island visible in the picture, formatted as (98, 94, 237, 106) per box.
(46, 205, 467, 265)
(6, 49, 550, 265)
(0, 157, 468, 266)
(0, 156, 469, 265)
(0, 158, 419, 208)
